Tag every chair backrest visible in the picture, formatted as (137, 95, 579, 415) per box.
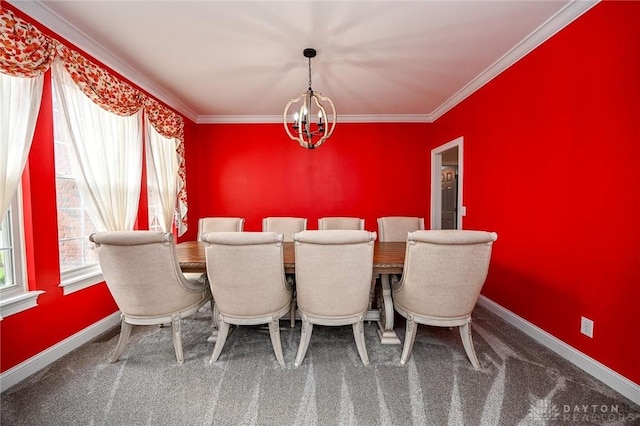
(198, 217, 244, 240)
(377, 216, 425, 242)
(318, 217, 365, 230)
(293, 230, 376, 317)
(395, 230, 497, 318)
(202, 232, 291, 317)
(89, 231, 206, 317)
(262, 217, 307, 242)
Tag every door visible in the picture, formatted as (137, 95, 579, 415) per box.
(441, 166, 457, 229)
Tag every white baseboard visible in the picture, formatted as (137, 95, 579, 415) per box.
(0, 312, 121, 392)
(477, 296, 640, 405)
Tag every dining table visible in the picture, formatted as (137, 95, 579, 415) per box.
(176, 240, 406, 344)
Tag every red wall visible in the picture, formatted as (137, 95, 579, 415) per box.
(424, 1, 640, 383)
(187, 123, 432, 239)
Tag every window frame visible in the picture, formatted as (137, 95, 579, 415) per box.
(52, 78, 103, 295)
(0, 188, 43, 318)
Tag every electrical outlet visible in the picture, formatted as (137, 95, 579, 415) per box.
(580, 316, 594, 338)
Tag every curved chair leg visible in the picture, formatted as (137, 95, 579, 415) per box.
(290, 295, 296, 328)
(212, 303, 219, 330)
(171, 313, 184, 364)
(352, 320, 369, 366)
(268, 318, 285, 366)
(400, 316, 418, 365)
(294, 320, 314, 367)
(210, 320, 231, 363)
(111, 316, 132, 363)
(459, 321, 480, 368)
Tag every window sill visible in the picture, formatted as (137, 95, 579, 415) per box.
(59, 269, 104, 295)
(0, 290, 45, 319)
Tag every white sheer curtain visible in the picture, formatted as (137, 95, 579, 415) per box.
(0, 72, 43, 218)
(145, 117, 179, 232)
(52, 59, 142, 231)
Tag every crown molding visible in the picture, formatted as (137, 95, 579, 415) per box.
(429, 0, 599, 121)
(9, 0, 598, 125)
(197, 114, 433, 124)
(7, 0, 199, 123)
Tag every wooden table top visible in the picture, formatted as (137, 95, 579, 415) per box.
(176, 241, 406, 274)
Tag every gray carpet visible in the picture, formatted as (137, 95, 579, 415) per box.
(2, 304, 639, 425)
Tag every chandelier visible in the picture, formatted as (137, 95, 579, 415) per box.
(283, 48, 336, 149)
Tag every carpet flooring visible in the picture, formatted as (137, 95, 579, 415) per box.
(2, 304, 639, 425)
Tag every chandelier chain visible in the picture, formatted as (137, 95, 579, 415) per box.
(308, 57, 312, 90)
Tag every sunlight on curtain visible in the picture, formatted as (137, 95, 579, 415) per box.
(145, 117, 179, 233)
(52, 59, 142, 231)
(0, 72, 43, 218)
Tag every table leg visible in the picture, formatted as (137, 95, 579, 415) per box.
(376, 273, 401, 344)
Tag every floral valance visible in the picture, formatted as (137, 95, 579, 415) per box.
(57, 45, 143, 116)
(0, 6, 56, 77)
(1, 6, 188, 232)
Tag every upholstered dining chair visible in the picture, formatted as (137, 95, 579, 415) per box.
(376, 216, 425, 242)
(262, 216, 307, 327)
(391, 230, 498, 367)
(198, 217, 245, 240)
(292, 230, 376, 367)
(202, 231, 292, 365)
(262, 217, 307, 242)
(89, 231, 212, 365)
(318, 217, 365, 230)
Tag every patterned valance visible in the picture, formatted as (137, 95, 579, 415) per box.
(1, 6, 188, 232)
(57, 45, 143, 116)
(0, 6, 56, 77)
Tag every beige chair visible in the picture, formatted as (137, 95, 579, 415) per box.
(262, 216, 307, 326)
(391, 230, 498, 367)
(318, 217, 365, 230)
(202, 231, 292, 365)
(262, 217, 307, 241)
(198, 217, 245, 240)
(377, 216, 425, 242)
(293, 230, 376, 367)
(89, 231, 211, 364)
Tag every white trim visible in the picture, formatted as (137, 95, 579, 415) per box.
(0, 311, 121, 392)
(477, 295, 640, 405)
(59, 267, 104, 296)
(429, 0, 599, 122)
(431, 137, 464, 230)
(0, 290, 45, 318)
(196, 114, 433, 124)
(8, 1, 597, 125)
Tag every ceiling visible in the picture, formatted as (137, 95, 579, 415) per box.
(9, 1, 597, 124)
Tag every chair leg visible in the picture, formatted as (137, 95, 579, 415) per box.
(294, 320, 314, 367)
(400, 316, 418, 365)
(171, 314, 184, 365)
(352, 319, 369, 366)
(290, 295, 296, 328)
(111, 316, 132, 363)
(268, 318, 285, 366)
(459, 321, 480, 368)
(210, 320, 231, 363)
(212, 302, 219, 330)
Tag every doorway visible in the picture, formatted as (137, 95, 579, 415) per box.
(431, 137, 464, 230)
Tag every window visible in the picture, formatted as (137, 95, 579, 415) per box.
(52, 85, 101, 295)
(0, 190, 43, 318)
(147, 183, 162, 232)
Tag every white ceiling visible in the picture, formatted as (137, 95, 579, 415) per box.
(9, 1, 597, 123)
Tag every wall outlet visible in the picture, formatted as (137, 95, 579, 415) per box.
(580, 316, 594, 338)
